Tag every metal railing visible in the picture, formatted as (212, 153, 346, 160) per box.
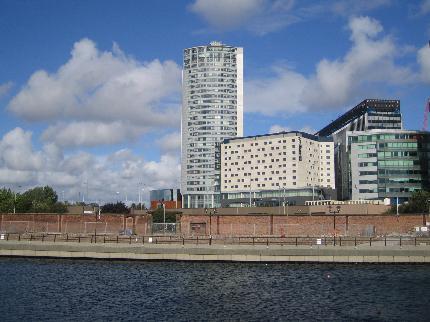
(1, 233, 430, 247)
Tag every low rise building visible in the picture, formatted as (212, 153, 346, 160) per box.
(220, 131, 335, 206)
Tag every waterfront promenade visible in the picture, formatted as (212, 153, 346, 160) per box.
(1, 239, 430, 263)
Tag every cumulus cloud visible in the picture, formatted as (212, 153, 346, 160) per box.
(0, 128, 180, 204)
(41, 121, 144, 147)
(0, 81, 13, 98)
(8, 38, 181, 147)
(155, 132, 181, 154)
(0, 128, 44, 171)
(246, 16, 418, 115)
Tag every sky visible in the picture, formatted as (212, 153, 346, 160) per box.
(0, 0, 429, 205)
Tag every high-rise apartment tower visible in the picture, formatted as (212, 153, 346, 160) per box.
(181, 41, 243, 208)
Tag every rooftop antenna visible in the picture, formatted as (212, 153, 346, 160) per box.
(423, 98, 430, 131)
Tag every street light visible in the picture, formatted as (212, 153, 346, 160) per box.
(141, 188, 145, 210)
(328, 205, 341, 242)
(94, 202, 100, 243)
(13, 185, 21, 214)
(205, 207, 217, 237)
(427, 199, 430, 220)
(13, 191, 16, 214)
(162, 203, 166, 234)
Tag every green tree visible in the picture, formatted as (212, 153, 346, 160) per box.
(15, 186, 66, 213)
(101, 202, 129, 214)
(151, 207, 177, 223)
(396, 190, 430, 214)
(0, 188, 14, 212)
(130, 202, 146, 210)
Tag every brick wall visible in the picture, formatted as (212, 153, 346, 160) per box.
(1, 212, 427, 237)
(0, 213, 150, 235)
(180, 213, 428, 237)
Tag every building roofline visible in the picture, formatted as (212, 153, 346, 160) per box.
(223, 131, 333, 144)
(316, 99, 400, 136)
(346, 129, 430, 135)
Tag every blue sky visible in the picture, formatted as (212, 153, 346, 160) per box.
(0, 0, 429, 204)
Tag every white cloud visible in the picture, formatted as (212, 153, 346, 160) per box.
(420, 0, 430, 15)
(0, 81, 13, 98)
(246, 16, 417, 115)
(190, 0, 297, 35)
(8, 38, 181, 147)
(0, 128, 44, 171)
(331, 0, 391, 16)
(417, 44, 430, 83)
(41, 121, 144, 147)
(269, 125, 291, 133)
(156, 132, 181, 154)
(190, 0, 264, 30)
(0, 128, 180, 205)
(269, 124, 316, 134)
(189, 0, 392, 35)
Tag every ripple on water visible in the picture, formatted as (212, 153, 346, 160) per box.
(0, 258, 429, 321)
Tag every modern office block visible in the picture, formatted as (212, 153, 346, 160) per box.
(220, 131, 335, 206)
(347, 130, 429, 203)
(316, 99, 403, 200)
(149, 189, 182, 209)
(317, 99, 402, 137)
(181, 41, 243, 208)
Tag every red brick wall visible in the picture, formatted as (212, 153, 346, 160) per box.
(1, 212, 427, 237)
(180, 214, 428, 237)
(0, 213, 150, 235)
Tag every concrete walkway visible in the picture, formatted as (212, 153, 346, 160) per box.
(1, 240, 430, 263)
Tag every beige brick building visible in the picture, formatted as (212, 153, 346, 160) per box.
(220, 132, 335, 205)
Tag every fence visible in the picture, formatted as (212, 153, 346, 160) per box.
(1, 232, 430, 247)
(151, 223, 180, 235)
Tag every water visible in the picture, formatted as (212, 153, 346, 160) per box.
(0, 258, 429, 321)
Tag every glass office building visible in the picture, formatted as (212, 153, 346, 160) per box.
(348, 130, 430, 203)
(316, 99, 403, 200)
(181, 41, 243, 208)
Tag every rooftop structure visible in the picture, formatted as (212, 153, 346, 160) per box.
(317, 99, 402, 137)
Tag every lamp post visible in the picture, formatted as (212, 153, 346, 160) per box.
(13, 185, 21, 214)
(162, 203, 166, 234)
(205, 207, 217, 237)
(94, 209, 97, 243)
(328, 205, 341, 244)
(427, 199, 430, 221)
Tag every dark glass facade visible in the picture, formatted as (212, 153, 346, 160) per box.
(348, 131, 430, 203)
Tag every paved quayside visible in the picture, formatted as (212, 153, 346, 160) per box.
(1, 240, 430, 263)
